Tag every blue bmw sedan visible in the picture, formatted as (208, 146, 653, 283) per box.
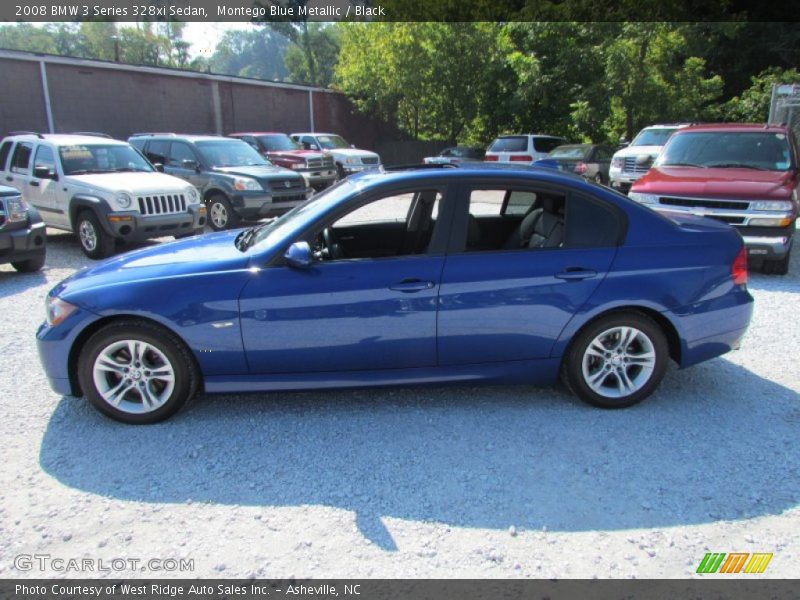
(37, 167, 754, 424)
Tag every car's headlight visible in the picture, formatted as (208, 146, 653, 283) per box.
(345, 157, 359, 165)
(628, 192, 658, 205)
(46, 296, 78, 327)
(750, 200, 791, 211)
(115, 192, 132, 209)
(233, 177, 262, 191)
(4, 196, 29, 223)
(611, 157, 623, 169)
(185, 187, 199, 203)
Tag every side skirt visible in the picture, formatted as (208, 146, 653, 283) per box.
(203, 358, 561, 394)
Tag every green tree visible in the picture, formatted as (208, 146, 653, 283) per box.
(209, 28, 289, 80)
(0, 23, 59, 53)
(723, 67, 800, 122)
(284, 23, 340, 86)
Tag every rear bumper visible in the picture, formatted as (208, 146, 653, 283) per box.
(104, 204, 206, 241)
(0, 220, 47, 264)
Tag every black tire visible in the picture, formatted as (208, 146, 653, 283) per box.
(593, 173, 605, 185)
(206, 194, 240, 231)
(561, 311, 669, 409)
(11, 250, 45, 273)
(761, 250, 790, 276)
(336, 163, 346, 181)
(75, 210, 115, 259)
(77, 320, 199, 424)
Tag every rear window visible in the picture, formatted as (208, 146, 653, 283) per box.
(533, 137, 565, 153)
(489, 136, 528, 152)
(548, 145, 589, 159)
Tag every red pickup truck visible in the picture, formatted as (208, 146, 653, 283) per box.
(228, 132, 337, 191)
(629, 123, 798, 274)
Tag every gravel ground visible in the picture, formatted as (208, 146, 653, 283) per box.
(0, 226, 798, 579)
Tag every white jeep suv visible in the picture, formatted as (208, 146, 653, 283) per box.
(0, 133, 206, 258)
(608, 124, 690, 193)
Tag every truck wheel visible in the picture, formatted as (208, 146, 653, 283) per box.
(207, 195, 240, 231)
(336, 163, 346, 180)
(762, 250, 790, 275)
(12, 250, 46, 273)
(76, 210, 115, 259)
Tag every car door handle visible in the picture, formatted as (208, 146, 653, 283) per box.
(389, 279, 435, 292)
(29, 180, 39, 187)
(555, 268, 597, 281)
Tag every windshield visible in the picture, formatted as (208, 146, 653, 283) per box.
(248, 179, 356, 249)
(631, 128, 678, 147)
(548, 145, 590, 159)
(656, 131, 792, 171)
(488, 136, 528, 152)
(258, 135, 302, 152)
(59, 144, 154, 175)
(316, 135, 350, 150)
(195, 140, 269, 168)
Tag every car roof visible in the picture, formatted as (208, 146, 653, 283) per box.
(357, 164, 594, 187)
(7, 133, 127, 146)
(229, 132, 287, 136)
(496, 134, 565, 138)
(640, 123, 691, 129)
(291, 132, 339, 137)
(676, 123, 789, 134)
(130, 134, 240, 143)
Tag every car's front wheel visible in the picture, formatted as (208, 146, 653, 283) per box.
(76, 210, 115, 259)
(206, 195, 240, 231)
(12, 250, 46, 272)
(563, 311, 668, 408)
(77, 320, 199, 424)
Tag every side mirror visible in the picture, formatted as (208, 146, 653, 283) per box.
(153, 162, 165, 172)
(182, 159, 199, 171)
(284, 241, 313, 269)
(34, 165, 56, 180)
(309, 144, 319, 151)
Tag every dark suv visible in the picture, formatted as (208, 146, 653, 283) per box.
(129, 134, 311, 230)
(0, 185, 46, 272)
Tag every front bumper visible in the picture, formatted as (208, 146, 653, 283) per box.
(341, 164, 381, 176)
(740, 231, 794, 260)
(0, 219, 46, 265)
(294, 167, 337, 188)
(233, 190, 310, 219)
(104, 204, 206, 241)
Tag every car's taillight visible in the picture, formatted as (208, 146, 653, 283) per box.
(510, 155, 533, 162)
(574, 161, 587, 174)
(484, 155, 499, 162)
(732, 246, 748, 286)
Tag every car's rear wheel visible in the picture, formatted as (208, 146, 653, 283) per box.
(563, 311, 668, 408)
(76, 210, 115, 259)
(592, 173, 605, 185)
(207, 194, 240, 231)
(77, 320, 199, 424)
(12, 250, 45, 272)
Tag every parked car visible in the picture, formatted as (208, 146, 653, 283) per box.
(484, 134, 567, 164)
(0, 185, 46, 272)
(0, 133, 205, 259)
(129, 134, 311, 231)
(609, 124, 690, 193)
(227, 132, 336, 191)
(37, 165, 753, 424)
(628, 123, 799, 275)
(423, 146, 485, 165)
(290, 133, 381, 179)
(532, 144, 615, 184)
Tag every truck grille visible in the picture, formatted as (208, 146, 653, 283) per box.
(361, 156, 379, 165)
(269, 179, 305, 192)
(659, 196, 750, 211)
(306, 156, 334, 169)
(137, 194, 187, 216)
(622, 156, 653, 174)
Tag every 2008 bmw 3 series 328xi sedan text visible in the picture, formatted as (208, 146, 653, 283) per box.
(36, 166, 754, 424)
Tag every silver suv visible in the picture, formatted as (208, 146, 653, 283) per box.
(0, 133, 206, 258)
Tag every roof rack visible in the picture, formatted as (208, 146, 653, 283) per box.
(8, 130, 44, 138)
(69, 131, 113, 138)
(129, 132, 177, 137)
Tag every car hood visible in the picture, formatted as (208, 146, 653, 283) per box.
(267, 150, 326, 160)
(213, 165, 301, 179)
(612, 145, 664, 160)
(632, 166, 795, 198)
(68, 172, 190, 194)
(327, 148, 380, 160)
(51, 230, 250, 301)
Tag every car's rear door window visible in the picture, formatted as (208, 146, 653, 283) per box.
(10, 143, 33, 174)
(489, 137, 529, 152)
(533, 137, 565, 153)
(0, 141, 13, 171)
